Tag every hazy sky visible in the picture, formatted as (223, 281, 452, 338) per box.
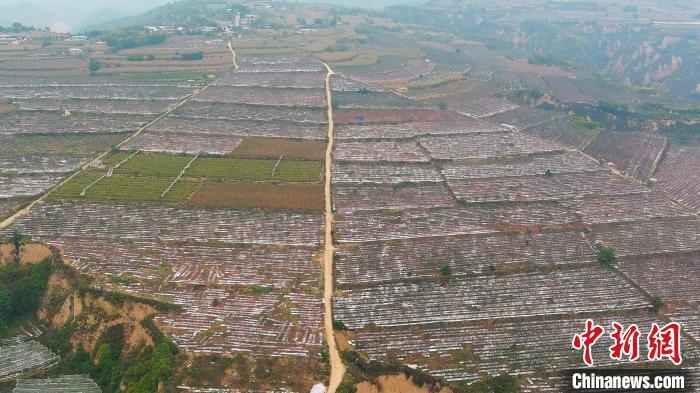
(0, 0, 173, 30)
(0, 0, 172, 13)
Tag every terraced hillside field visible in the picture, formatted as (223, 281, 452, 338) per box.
(0, 49, 332, 392)
(2, 28, 698, 393)
(328, 74, 700, 391)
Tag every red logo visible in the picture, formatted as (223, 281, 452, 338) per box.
(572, 319, 605, 366)
(648, 322, 682, 365)
(573, 320, 683, 366)
(609, 322, 640, 361)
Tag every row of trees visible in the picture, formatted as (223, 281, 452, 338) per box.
(125, 51, 203, 61)
(0, 22, 49, 33)
(103, 32, 167, 51)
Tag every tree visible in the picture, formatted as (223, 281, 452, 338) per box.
(650, 296, 664, 312)
(597, 246, 617, 266)
(332, 320, 347, 330)
(89, 59, 101, 74)
(11, 229, 23, 250)
(142, 34, 166, 46)
(0, 287, 11, 333)
(11, 260, 51, 314)
(438, 265, 452, 277)
(0, 287, 13, 320)
(69, 346, 97, 375)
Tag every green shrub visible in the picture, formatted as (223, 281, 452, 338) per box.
(48, 322, 75, 355)
(179, 51, 204, 61)
(336, 382, 357, 393)
(598, 100, 629, 113)
(333, 320, 348, 331)
(89, 59, 101, 74)
(104, 32, 166, 51)
(248, 284, 273, 295)
(650, 296, 663, 312)
(10, 260, 51, 315)
(438, 265, 452, 277)
(109, 274, 137, 285)
(569, 115, 602, 129)
(597, 246, 617, 266)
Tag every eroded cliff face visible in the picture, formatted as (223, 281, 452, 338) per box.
(601, 33, 696, 96)
(38, 263, 157, 354)
(509, 21, 699, 98)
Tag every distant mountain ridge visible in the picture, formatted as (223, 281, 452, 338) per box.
(75, 8, 129, 32)
(82, 0, 427, 32)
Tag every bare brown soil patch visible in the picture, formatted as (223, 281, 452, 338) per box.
(190, 181, 324, 210)
(231, 137, 326, 160)
(0, 243, 15, 265)
(356, 374, 452, 393)
(0, 102, 18, 113)
(19, 243, 53, 264)
(334, 330, 357, 352)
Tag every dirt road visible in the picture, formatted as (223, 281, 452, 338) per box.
(228, 41, 239, 70)
(323, 62, 346, 392)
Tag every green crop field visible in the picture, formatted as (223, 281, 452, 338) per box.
(50, 152, 322, 204)
(188, 157, 323, 182)
(51, 173, 199, 203)
(96, 151, 138, 168)
(112, 153, 194, 178)
(94, 152, 323, 182)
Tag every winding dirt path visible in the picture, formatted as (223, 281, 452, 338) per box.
(228, 41, 239, 71)
(323, 62, 346, 392)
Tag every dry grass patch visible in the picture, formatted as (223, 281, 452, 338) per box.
(407, 79, 478, 100)
(19, 243, 53, 264)
(330, 50, 380, 67)
(317, 50, 359, 63)
(190, 181, 324, 210)
(417, 40, 456, 52)
(497, 56, 570, 76)
(0, 102, 18, 113)
(356, 374, 452, 393)
(0, 244, 15, 266)
(231, 138, 326, 160)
